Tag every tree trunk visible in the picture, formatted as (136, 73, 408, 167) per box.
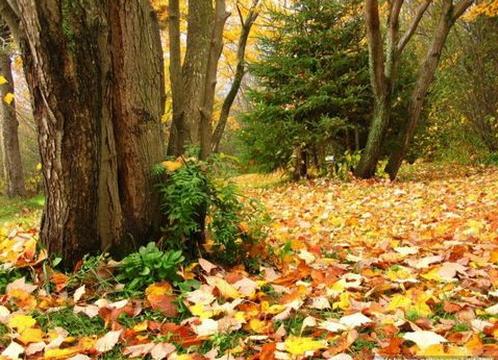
(181, 0, 213, 148)
(355, 0, 431, 178)
(199, 0, 229, 160)
(166, 0, 186, 157)
(385, 0, 474, 180)
(354, 0, 401, 178)
(211, 1, 259, 153)
(18, 0, 165, 267)
(0, 48, 25, 197)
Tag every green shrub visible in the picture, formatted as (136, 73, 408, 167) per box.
(157, 159, 269, 266)
(117, 242, 184, 292)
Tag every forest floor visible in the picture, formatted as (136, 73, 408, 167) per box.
(1, 164, 498, 359)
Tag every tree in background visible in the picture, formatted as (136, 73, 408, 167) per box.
(13, 0, 165, 267)
(0, 2, 25, 197)
(166, 0, 260, 159)
(354, 0, 432, 179)
(239, 0, 371, 176)
(385, 0, 475, 179)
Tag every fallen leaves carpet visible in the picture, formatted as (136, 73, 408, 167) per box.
(1, 165, 498, 359)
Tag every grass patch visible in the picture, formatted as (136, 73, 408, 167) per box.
(0, 194, 44, 226)
(33, 308, 105, 337)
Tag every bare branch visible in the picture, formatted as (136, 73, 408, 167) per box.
(452, 0, 475, 20)
(365, 0, 386, 98)
(397, 0, 431, 54)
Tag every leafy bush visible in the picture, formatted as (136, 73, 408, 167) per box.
(158, 158, 269, 266)
(117, 242, 184, 292)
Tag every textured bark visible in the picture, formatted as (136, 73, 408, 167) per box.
(0, 45, 25, 197)
(355, 0, 400, 178)
(355, 0, 431, 179)
(211, 0, 259, 153)
(385, 0, 474, 180)
(18, 0, 165, 267)
(166, 0, 186, 156)
(199, 0, 229, 160)
(182, 0, 213, 147)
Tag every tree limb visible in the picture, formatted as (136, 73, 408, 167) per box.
(211, 0, 259, 152)
(452, 0, 475, 21)
(397, 0, 431, 54)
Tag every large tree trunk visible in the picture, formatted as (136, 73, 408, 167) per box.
(181, 0, 213, 148)
(385, 0, 474, 180)
(0, 47, 25, 197)
(18, 0, 165, 267)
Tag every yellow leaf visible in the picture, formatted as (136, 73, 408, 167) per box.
(3, 92, 14, 105)
(162, 160, 183, 172)
(206, 277, 240, 299)
(247, 319, 268, 334)
(421, 268, 442, 282)
(284, 336, 327, 355)
(19, 327, 43, 344)
(0, 75, 8, 85)
(44, 346, 81, 359)
(8, 314, 36, 332)
(386, 294, 411, 312)
(333, 292, 350, 310)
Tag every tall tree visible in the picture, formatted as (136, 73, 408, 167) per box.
(0, 1, 25, 197)
(0, 21, 25, 197)
(15, 0, 165, 267)
(211, 0, 259, 153)
(199, 0, 230, 159)
(385, 0, 474, 179)
(355, 0, 431, 178)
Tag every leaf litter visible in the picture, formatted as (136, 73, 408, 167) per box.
(0, 166, 497, 359)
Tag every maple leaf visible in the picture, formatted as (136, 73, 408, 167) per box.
(95, 330, 122, 353)
(403, 330, 447, 350)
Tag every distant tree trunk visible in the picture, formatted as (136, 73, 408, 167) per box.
(211, 0, 259, 153)
(182, 0, 213, 148)
(199, 0, 229, 160)
(166, 0, 186, 156)
(0, 47, 25, 197)
(385, 0, 474, 180)
(355, 0, 431, 178)
(18, 0, 165, 267)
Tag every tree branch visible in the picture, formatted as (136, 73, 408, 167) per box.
(397, 0, 431, 54)
(211, 0, 259, 152)
(452, 0, 475, 21)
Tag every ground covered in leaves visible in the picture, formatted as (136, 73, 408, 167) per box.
(1, 165, 498, 359)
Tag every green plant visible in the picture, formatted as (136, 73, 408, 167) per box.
(158, 159, 269, 266)
(33, 308, 105, 337)
(117, 242, 184, 292)
(333, 150, 362, 180)
(0, 267, 23, 294)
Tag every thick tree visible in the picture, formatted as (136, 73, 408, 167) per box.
(14, 0, 165, 267)
(385, 0, 475, 179)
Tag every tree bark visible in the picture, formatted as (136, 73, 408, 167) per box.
(199, 0, 229, 160)
(181, 0, 213, 148)
(166, 0, 186, 156)
(385, 0, 474, 180)
(18, 0, 165, 267)
(0, 44, 25, 197)
(211, 0, 259, 153)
